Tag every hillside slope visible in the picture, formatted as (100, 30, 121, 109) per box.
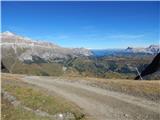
(135, 53, 160, 80)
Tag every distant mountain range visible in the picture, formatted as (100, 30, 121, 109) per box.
(92, 45, 159, 57)
(125, 45, 159, 54)
(1, 31, 159, 79)
(1, 31, 159, 60)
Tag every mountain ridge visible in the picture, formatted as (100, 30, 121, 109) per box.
(1, 31, 93, 62)
(1, 31, 159, 60)
(125, 45, 159, 54)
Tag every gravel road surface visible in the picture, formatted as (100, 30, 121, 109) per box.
(23, 76, 160, 120)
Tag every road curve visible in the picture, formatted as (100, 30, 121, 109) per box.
(23, 76, 160, 120)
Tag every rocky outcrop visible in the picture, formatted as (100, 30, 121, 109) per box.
(135, 53, 160, 80)
(1, 62, 9, 73)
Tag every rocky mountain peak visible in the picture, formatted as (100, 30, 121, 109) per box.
(1, 31, 15, 36)
(126, 47, 133, 50)
(148, 44, 159, 48)
(125, 45, 159, 54)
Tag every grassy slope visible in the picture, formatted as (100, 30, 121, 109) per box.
(12, 62, 63, 76)
(1, 73, 87, 120)
(2, 52, 159, 80)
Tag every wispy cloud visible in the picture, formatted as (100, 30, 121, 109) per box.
(77, 33, 145, 41)
(108, 34, 145, 39)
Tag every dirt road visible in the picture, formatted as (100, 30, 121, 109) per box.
(23, 76, 160, 120)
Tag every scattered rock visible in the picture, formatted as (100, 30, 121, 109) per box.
(123, 113, 128, 117)
(53, 112, 75, 120)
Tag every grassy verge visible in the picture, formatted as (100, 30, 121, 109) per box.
(60, 76, 160, 102)
(95, 79, 160, 101)
(2, 98, 52, 120)
(1, 73, 87, 120)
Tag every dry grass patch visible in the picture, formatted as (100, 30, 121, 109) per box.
(2, 98, 52, 120)
(89, 79, 160, 102)
(59, 76, 160, 102)
(1, 73, 25, 81)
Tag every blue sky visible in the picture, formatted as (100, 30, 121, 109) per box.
(2, 1, 160, 49)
